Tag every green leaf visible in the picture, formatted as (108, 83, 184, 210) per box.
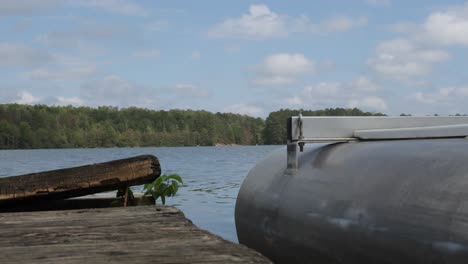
(171, 181, 179, 194)
(143, 173, 183, 205)
(166, 174, 183, 183)
(154, 176, 164, 185)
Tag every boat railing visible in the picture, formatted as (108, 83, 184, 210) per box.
(286, 115, 468, 172)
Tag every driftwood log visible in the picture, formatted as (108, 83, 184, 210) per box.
(0, 155, 160, 205)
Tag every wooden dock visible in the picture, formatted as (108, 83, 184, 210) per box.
(0, 205, 271, 264)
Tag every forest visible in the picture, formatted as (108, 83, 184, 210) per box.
(0, 104, 383, 149)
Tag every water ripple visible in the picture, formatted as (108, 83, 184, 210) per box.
(0, 145, 280, 242)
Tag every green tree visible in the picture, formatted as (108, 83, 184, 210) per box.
(0, 104, 388, 149)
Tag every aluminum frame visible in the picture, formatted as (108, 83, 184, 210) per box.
(286, 116, 468, 172)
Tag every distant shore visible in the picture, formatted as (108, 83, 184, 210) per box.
(0, 104, 382, 149)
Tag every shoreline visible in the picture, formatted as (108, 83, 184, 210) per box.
(0, 144, 279, 151)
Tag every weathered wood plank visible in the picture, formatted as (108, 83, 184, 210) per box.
(0, 206, 271, 264)
(0, 155, 160, 204)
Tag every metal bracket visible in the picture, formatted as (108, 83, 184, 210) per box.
(298, 112, 305, 152)
(286, 141, 298, 171)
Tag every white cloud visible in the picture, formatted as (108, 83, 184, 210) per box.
(285, 96, 303, 106)
(351, 76, 381, 92)
(404, 85, 468, 114)
(23, 53, 99, 81)
(0, 43, 51, 68)
(291, 15, 319, 33)
(208, 4, 287, 39)
(323, 16, 368, 32)
(293, 15, 367, 34)
(408, 86, 468, 104)
(1, 77, 211, 109)
(70, 0, 148, 16)
(80, 75, 158, 107)
(171, 84, 210, 98)
(368, 38, 450, 80)
(224, 103, 264, 117)
(367, 0, 391, 7)
(39, 95, 84, 106)
(26, 65, 97, 80)
(407, 92, 436, 104)
(262, 53, 313, 75)
(36, 21, 127, 50)
(191, 51, 201, 60)
(132, 49, 160, 60)
(14, 91, 41, 104)
(439, 86, 468, 97)
(54, 96, 84, 106)
(304, 82, 340, 97)
(253, 53, 314, 86)
(4, 91, 83, 106)
(369, 2, 468, 84)
(0, 0, 148, 17)
(384, 3, 468, 47)
(387, 22, 419, 34)
(282, 77, 387, 112)
(208, 4, 367, 39)
(80, 78, 210, 110)
(0, 0, 60, 16)
(422, 5, 468, 46)
(348, 96, 388, 111)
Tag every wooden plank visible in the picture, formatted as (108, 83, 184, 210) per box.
(0, 205, 271, 264)
(0, 155, 161, 204)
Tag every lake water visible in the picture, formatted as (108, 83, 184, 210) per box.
(0, 145, 281, 242)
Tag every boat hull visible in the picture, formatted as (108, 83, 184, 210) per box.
(235, 139, 468, 263)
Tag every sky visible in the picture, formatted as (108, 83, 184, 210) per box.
(1, 0, 468, 117)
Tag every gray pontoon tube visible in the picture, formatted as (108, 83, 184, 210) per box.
(236, 116, 468, 264)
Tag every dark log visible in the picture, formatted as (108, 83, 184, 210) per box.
(0, 155, 160, 205)
(0, 195, 156, 213)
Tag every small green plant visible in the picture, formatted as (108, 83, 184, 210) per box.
(143, 174, 183, 205)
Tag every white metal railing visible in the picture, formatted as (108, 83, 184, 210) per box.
(286, 115, 468, 172)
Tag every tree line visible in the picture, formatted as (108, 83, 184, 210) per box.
(0, 104, 384, 149)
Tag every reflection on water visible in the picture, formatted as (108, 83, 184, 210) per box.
(0, 145, 280, 242)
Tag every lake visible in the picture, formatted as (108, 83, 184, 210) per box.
(0, 145, 281, 242)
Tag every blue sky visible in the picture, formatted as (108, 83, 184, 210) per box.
(1, 0, 468, 117)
